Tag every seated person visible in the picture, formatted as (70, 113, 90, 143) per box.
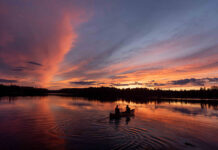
(115, 105, 120, 115)
(126, 105, 130, 113)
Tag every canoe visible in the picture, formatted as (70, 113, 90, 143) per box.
(110, 109, 135, 119)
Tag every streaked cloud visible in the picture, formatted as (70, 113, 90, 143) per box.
(0, 0, 89, 87)
(0, 78, 17, 83)
(27, 61, 42, 66)
(170, 78, 205, 86)
(70, 81, 97, 86)
(146, 78, 218, 88)
(0, 0, 218, 89)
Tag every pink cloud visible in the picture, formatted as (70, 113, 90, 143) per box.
(0, 0, 89, 87)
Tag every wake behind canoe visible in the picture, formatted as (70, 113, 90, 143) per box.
(110, 109, 135, 119)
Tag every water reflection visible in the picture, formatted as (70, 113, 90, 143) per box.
(0, 96, 66, 149)
(109, 116, 133, 127)
(0, 96, 217, 150)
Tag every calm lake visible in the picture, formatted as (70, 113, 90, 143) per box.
(0, 96, 217, 150)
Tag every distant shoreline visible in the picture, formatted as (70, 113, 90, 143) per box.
(1, 84, 218, 99)
(1, 84, 218, 109)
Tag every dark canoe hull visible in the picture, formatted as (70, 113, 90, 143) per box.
(110, 109, 135, 119)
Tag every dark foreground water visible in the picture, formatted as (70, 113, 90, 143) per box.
(0, 96, 217, 150)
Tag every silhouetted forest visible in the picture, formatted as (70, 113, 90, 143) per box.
(1, 84, 218, 100)
(1, 84, 217, 110)
(0, 84, 48, 96)
(56, 86, 218, 100)
(55, 87, 218, 109)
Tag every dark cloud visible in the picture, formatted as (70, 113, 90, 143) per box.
(70, 81, 97, 85)
(145, 81, 166, 87)
(12, 67, 25, 72)
(69, 81, 145, 87)
(109, 75, 127, 79)
(122, 66, 163, 75)
(170, 78, 205, 86)
(168, 77, 218, 86)
(206, 78, 218, 83)
(145, 77, 218, 87)
(154, 83, 166, 86)
(0, 79, 17, 83)
(27, 61, 42, 66)
(110, 83, 130, 87)
(110, 82, 144, 87)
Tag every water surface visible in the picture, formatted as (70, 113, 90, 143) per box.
(0, 96, 217, 150)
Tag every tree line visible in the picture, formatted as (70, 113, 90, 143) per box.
(1, 84, 218, 99)
(56, 86, 218, 100)
(0, 84, 48, 96)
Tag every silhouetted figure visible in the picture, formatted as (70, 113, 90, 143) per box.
(126, 105, 130, 113)
(115, 105, 120, 115)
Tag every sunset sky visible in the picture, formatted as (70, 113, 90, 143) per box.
(0, 0, 218, 89)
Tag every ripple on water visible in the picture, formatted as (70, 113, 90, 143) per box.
(80, 117, 176, 150)
(29, 109, 179, 150)
(110, 126, 173, 150)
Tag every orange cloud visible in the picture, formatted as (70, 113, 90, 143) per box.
(0, 0, 89, 87)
